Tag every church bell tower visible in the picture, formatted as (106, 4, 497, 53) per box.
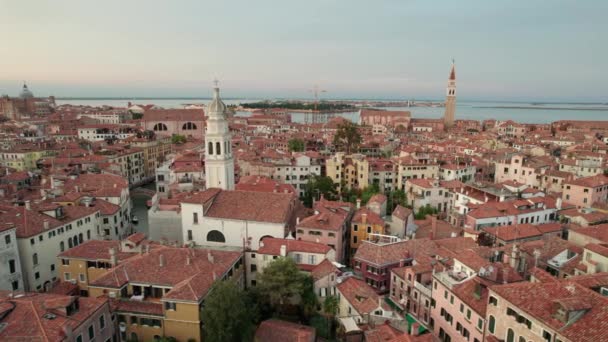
(204, 81, 234, 190)
(443, 60, 456, 129)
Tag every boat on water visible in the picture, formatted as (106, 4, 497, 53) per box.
(131, 215, 139, 224)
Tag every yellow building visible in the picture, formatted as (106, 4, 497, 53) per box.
(326, 152, 370, 190)
(350, 207, 385, 255)
(0, 147, 55, 171)
(126, 135, 172, 181)
(59, 237, 244, 342)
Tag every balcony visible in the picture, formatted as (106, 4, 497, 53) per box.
(434, 269, 471, 289)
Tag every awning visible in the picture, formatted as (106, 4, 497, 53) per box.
(339, 317, 361, 333)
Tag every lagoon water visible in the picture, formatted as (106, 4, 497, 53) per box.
(57, 99, 608, 124)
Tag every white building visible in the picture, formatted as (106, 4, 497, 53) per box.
(180, 188, 297, 250)
(246, 237, 335, 287)
(273, 154, 322, 197)
(0, 202, 100, 292)
(77, 125, 136, 141)
(0, 226, 24, 291)
(205, 84, 235, 190)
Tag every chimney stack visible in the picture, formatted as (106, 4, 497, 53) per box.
(430, 215, 437, 240)
(109, 248, 117, 266)
(556, 197, 563, 210)
(25, 201, 31, 211)
(43, 220, 49, 230)
(207, 252, 214, 264)
(356, 198, 361, 209)
(186, 256, 191, 265)
(159, 254, 165, 267)
(280, 245, 287, 257)
(502, 267, 510, 284)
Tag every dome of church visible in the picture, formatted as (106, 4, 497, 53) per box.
(19, 83, 34, 99)
(207, 87, 226, 115)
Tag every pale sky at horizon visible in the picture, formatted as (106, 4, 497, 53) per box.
(1, 0, 607, 101)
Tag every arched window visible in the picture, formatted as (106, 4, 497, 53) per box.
(78, 233, 83, 244)
(506, 328, 514, 342)
(153, 123, 168, 131)
(60, 241, 65, 252)
(488, 315, 496, 334)
(33, 253, 38, 265)
(208, 142, 213, 155)
(73, 236, 79, 247)
(68, 239, 73, 248)
(207, 230, 226, 243)
(182, 122, 197, 130)
(518, 337, 526, 342)
(216, 142, 221, 155)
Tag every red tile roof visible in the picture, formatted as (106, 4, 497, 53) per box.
(0, 291, 109, 342)
(254, 319, 315, 342)
(337, 277, 382, 315)
(258, 237, 331, 255)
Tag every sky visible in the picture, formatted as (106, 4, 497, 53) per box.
(1, 0, 607, 101)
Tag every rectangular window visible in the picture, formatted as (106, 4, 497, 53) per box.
(64, 273, 71, 281)
(193, 212, 198, 224)
(164, 302, 177, 311)
(88, 324, 94, 340)
(9, 259, 15, 273)
(187, 230, 193, 241)
(5, 235, 10, 245)
(99, 314, 106, 329)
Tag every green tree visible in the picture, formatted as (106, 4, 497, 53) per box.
(414, 204, 439, 220)
(360, 184, 381, 205)
(300, 276, 318, 320)
(322, 295, 339, 338)
(256, 257, 308, 314)
(201, 280, 257, 342)
(131, 112, 144, 120)
(386, 189, 409, 214)
(333, 121, 362, 154)
(171, 134, 187, 144)
(288, 138, 305, 152)
(604, 168, 608, 176)
(302, 175, 339, 207)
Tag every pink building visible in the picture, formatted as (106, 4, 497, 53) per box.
(562, 174, 608, 208)
(143, 108, 206, 140)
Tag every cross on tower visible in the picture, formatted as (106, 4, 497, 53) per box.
(213, 78, 220, 87)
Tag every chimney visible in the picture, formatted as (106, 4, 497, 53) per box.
(430, 215, 437, 240)
(145, 244, 150, 254)
(109, 248, 117, 266)
(43, 220, 49, 230)
(62, 324, 74, 341)
(362, 213, 367, 224)
(25, 201, 31, 210)
(450, 232, 457, 238)
(411, 322, 420, 336)
(502, 267, 509, 284)
(280, 245, 287, 257)
(186, 256, 191, 265)
(207, 252, 214, 264)
(75, 185, 79, 193)
(296, 217, 300, 225)
(113, 183, 117, 188)
(356, 198, 361, 209)
(510, 244, 520, 270)
(159, 254, 165, 267)
(556, 197, 563, 210)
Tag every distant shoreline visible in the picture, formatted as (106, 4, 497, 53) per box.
(477, 106, 608, 111)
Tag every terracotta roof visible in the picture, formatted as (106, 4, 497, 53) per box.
(354, 239, 437, 266)
(566, 174, 608, 188)
(181, 188, 294, 224)
(0, 291, 109, 342)
(352, 208, 385, 226)
(90, 247, 241, 302)
(337, 277, 382, 315)
(258, 237, 331, 255)
(58, 240, 135, 262)
(254, 319, 315, 342)
(490, 281, 608, 341)
(311, 259, 338, 281)
(392, 205, 412, 221)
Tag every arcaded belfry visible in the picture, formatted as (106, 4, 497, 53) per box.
(204, 81, 235, 190)
(443, 60, 456, 129)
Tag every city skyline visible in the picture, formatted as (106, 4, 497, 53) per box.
(1, 0, 607, 102)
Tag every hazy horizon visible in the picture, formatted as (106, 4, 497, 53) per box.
(2, 1, 607, 102)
